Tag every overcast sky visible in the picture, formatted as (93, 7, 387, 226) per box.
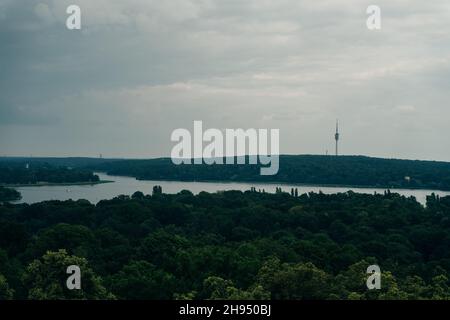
(1, 0, 450, 160)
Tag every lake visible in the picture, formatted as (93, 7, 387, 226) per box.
(12, 172, 450, 206)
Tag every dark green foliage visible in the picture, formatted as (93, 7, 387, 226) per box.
(91, 155, 450, 190)
(0, 189, 449, 299)
(0, 186, 21, 201)
(0, 157, 118, 168)
(22, 249, 114, 300)
(152, 185, 163, 195)
(106, 261, 176, 299)
(0, 162, 99, 185)
(0, 274, 14, 300)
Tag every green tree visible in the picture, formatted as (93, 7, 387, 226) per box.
(138, 230, 188, 269)
(257, 257, 331, 299)
(132, 191, 145, 199)
(28, 223, 96, 259)
(367, 271, 408, 300)
(429, 274, 450, 300)
(107, 260, 176, 299)
(0, 274, 14, 300)
(333, 259, 375, 298)
(202, 276, 270, 300)
(22, 249, 114, 300)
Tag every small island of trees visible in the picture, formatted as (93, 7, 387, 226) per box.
(0, 186, 21, 202)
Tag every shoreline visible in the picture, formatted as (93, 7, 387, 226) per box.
(1, 180, 114, 188)
(94, 172, 450, 193)
(130, 176, 449, 193)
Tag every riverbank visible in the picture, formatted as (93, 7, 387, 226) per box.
(10, 172, 450, 206)
(100, 171, 446, 192)
(91, 155, 450, 192)
(1, 180, 114, 188)
(133, 176, 449, 193)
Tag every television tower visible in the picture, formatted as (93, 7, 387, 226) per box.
(335, 120, 340, 156)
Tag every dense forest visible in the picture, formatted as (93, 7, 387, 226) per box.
(0, 157, 119, 168)
(0, 162, 100, 185)
(0, 189, 449, 300)
(89, 155, 450, 191)
(0, 186, 21, 202)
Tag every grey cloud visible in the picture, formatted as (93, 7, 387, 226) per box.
(0, 0, 450, 160)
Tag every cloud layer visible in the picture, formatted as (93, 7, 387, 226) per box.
(1, 0, 450, 160)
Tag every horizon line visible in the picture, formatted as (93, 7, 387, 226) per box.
(1, 154, 450, 164)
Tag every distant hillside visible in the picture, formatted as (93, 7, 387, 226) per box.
(0, 157, 121, 168)
(90, 155, 450, 191)
(0, 161, 100, 185)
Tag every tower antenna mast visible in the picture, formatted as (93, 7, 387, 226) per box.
(335, 120, 340, 156)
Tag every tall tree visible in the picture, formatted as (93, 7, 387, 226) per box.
(22, 250, 114, 300)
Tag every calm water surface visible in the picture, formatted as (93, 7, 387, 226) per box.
(13, 172, 450, 205)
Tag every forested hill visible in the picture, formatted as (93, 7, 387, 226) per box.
(0, 162, 100, 185)
(90, 155, 450, 191)
(0, 157, 120, 168)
